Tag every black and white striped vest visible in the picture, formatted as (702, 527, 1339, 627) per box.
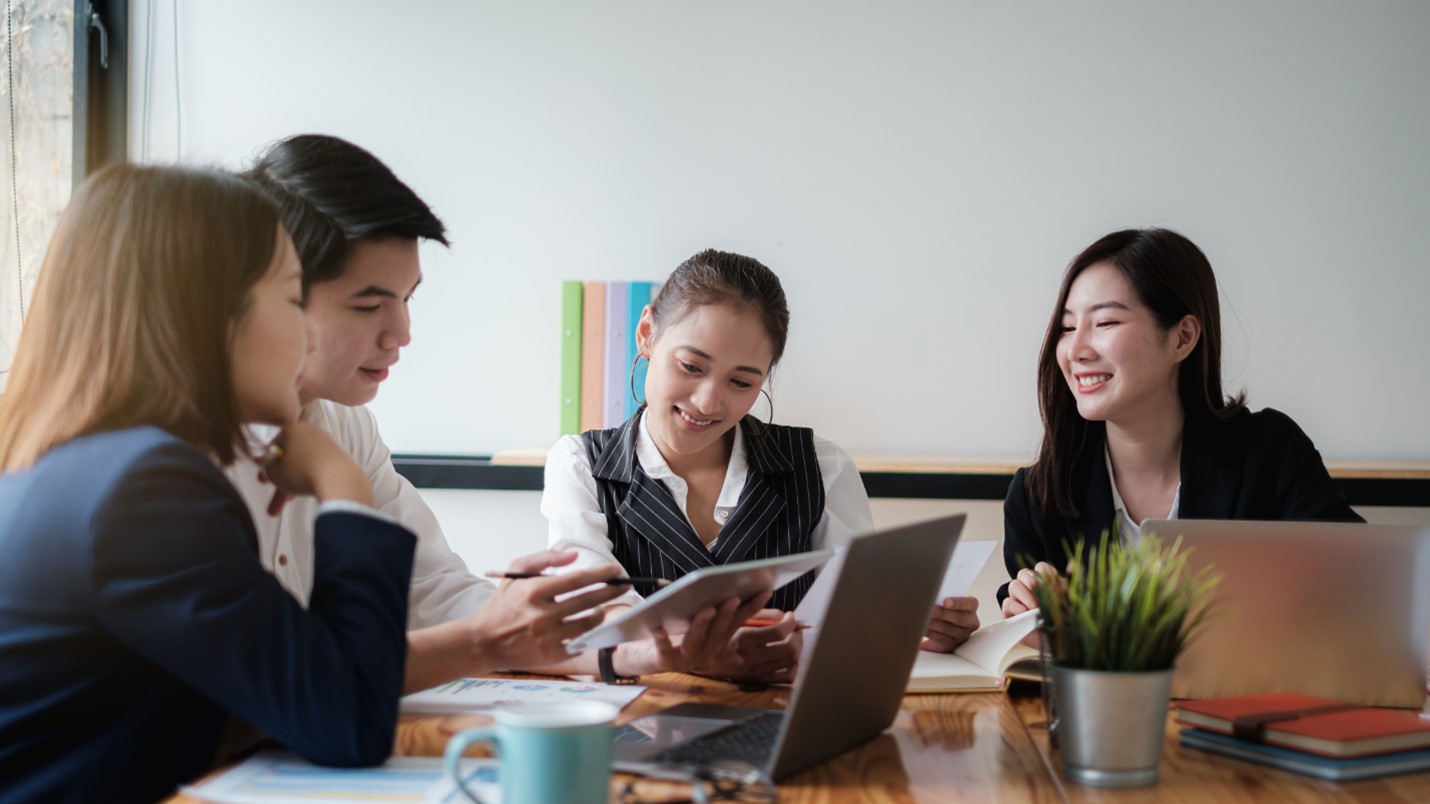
(581, 413, 825, 612)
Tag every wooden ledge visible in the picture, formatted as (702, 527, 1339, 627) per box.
(386, 449, 1422, 505)
(488, 448, 1430, 481)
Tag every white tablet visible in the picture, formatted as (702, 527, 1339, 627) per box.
(564, 549, 834, 654)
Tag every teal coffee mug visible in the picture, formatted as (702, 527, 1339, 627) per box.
(444, 701, 618, 804)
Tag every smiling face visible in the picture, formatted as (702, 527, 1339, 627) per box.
(638, 302, 775, 469)
(230, 233, 309, 425)
(299, 237, 422, 406)
(1057, 261, 1200, 429)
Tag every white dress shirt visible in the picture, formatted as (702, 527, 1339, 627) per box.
(226, 400, 495, 629)
(1105, 444, 1181, 546)
(541, 414, 874, 606)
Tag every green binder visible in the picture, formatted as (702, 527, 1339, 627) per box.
(559, 281, 584, 436)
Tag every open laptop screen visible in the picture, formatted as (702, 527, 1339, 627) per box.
(1146, 519, 1430, 708)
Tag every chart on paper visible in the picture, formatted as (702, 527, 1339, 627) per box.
(181, 751, 499, 803)
(400, 677, 646, 714)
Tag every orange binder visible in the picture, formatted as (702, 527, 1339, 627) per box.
(579, 281, 606, 433)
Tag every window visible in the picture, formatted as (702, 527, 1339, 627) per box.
(0, 0, 122, 391)
(0, 0, 70, 388)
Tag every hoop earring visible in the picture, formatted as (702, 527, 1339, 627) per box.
(628, 352, 648, 409)
(760, 388, 774, 428)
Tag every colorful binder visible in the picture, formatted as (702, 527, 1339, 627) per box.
(627, 281, 654, 417)
(559, 281, 584, 436)
(579, 281, 606, 433)
(603, 281, 631, 429)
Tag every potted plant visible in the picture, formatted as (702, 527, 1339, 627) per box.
(1031, 530, 1220, 787)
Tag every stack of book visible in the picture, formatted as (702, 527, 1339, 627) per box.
(560, 280, 660, 436)
(1175, 692, 1430, 781)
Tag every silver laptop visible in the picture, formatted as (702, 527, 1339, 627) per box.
(612, 513, 965, 781)
(1144, 519, 1430, 708)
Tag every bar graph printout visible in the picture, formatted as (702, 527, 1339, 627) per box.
(401, 676, 647, 714)
(182, 751, 499, 803)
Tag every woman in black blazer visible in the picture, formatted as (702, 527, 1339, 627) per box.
(999, 228, 1360, 616)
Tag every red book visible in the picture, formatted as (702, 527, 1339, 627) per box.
(1175, 693, 1430, 758)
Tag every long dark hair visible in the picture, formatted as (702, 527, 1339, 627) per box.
(241, 134, 447, 292)
(1025, 228, 1246, 519)
(0, 164, 282, 470)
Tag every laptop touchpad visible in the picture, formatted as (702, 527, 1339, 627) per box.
(613, 704, 774, 761)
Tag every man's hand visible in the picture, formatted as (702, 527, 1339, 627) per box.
(457, 550, 632, 670)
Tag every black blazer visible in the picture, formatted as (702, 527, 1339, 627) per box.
(0, 427, 416, 803)
(998, 408, 1362, 604)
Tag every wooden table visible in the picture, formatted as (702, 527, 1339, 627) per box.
(172, 673, 1430, 803)
(1007, 692, 1430, 804)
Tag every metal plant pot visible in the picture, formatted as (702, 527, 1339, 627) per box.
(1050, 665, 1174, 787)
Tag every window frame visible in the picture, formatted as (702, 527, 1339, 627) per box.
(71, 0, 126, 184)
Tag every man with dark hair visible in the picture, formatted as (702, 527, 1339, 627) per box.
(244, 133, 451, 292)
(227, 134, 631, 689)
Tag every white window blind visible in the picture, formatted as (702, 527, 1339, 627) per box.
(1, 0, 71, 392)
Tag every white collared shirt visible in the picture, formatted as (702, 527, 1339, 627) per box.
(226, 400, 495, 629)
(541, 415, 874, 607)
(1105, 444, 1181, 546)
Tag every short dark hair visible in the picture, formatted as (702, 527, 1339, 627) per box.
(241, 134, 448, 290)
(1026, 228, 1247, 519)
(650, 249, 791, 365)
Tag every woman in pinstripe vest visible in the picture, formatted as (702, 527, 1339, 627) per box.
(542, 250, 980, 685)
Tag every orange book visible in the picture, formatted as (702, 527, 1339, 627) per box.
(579, 281, 606, 433)
(1175, 693, 1430, 758)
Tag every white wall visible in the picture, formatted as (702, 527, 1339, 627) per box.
(120, 3, 1430, 610)
(128, 1, 1430, 460)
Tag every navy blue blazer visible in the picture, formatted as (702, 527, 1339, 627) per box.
(0, 427, 416, 803)
(998, 408, 1362, 604)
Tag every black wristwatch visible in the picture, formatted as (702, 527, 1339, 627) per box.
(598, 646, 638, 685)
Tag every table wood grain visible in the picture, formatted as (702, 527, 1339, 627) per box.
(169, 674, 1430, 803)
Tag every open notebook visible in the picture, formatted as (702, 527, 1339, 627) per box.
(907, 609, 1041, 693)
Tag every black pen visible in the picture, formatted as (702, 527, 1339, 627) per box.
(484, 571, 672, 588)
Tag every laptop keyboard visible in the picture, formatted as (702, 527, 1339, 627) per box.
(650, 711, 786, 766)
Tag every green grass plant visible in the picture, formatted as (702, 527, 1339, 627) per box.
(1031, 529, 1220, 673)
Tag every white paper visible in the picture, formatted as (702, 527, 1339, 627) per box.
(182, 750, 500, 804)
(950, 608, 1039, 672)
(792, 546, 846, 629)
(907, 609, 1041, 689)
(794, 540, 999, 631)
(935, 540, 998, 602)
(908, 650, 996, 685)
(400, 677, 645, 715)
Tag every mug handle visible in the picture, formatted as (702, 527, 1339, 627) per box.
(444, 728, 499, 804)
